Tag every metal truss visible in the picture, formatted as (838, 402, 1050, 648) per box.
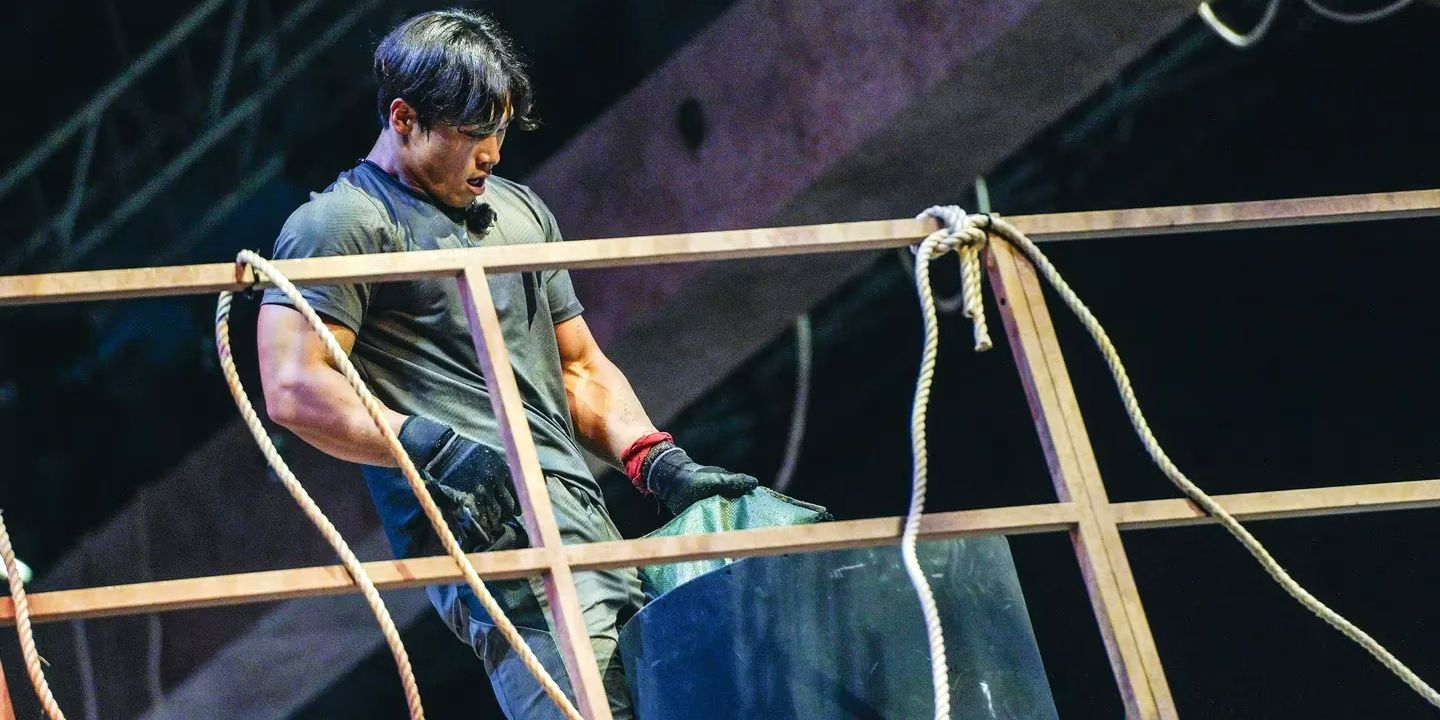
(0, 0, 395, 274)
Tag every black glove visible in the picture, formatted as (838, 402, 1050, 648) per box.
(398, 415, 522, 551)
(640, 442, 759, 515)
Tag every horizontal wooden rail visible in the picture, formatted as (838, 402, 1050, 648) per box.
(1112, 477, 1440, 529)
(5, 475, 1440, 626)
(2, 189, 1437, 307)
(1016, 188, 1440, 242)
(0, 502, 1079, 626)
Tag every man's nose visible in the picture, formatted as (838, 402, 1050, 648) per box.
(475, 137, 500, 169)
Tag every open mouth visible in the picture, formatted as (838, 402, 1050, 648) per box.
(467, 176, 487, 192)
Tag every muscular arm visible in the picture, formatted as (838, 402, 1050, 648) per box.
(556, 315, 658, 467)
(257, 304, 409, 467)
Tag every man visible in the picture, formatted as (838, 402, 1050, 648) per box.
(256, 10, 757, 719)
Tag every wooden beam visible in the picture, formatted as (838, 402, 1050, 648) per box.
(1017, 189, 1440, 242)
(1112, 478, 1440, 530)
(0, 218, 930, 306)
(0, 654, 15, 720)
(987, 237, 1176, 719)
(3, 475, 1438, 628)
(565, 500, 1079, 571)
(2, 189, 1437, 306)
(456, 264, 612, 719)
(0, 503, 1078, 626)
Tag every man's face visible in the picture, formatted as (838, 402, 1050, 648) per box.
(393, 102, 507, 211)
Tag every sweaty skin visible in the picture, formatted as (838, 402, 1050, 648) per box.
(367, 97, 507, 211)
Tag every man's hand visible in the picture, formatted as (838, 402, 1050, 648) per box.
(399, 415, 521, 550)
(640, 442, 758, 515)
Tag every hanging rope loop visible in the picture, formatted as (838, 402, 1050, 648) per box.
(0, 510, 68, 720)
(220, 250, 583, 720)
(216, 283, 426, 720)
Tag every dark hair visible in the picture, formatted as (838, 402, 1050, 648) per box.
(374, 9, 536, 133)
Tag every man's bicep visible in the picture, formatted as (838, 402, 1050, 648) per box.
(554, 315, 602, 369)
(257, 304, 357, 380)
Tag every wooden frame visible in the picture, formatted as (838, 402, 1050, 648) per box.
(0, 658, 13, 720)
(987, 237, 1174, 717)
(2, 189, 1438, 718)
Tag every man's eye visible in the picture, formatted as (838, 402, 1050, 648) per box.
(459, 123, 507, 141)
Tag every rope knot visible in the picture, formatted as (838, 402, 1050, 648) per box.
(234, 252, 266, 300)
(915, 205, 993, 352)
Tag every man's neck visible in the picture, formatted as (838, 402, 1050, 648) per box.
(365, 131, 420, 194)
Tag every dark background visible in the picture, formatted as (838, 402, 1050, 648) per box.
(4, 2, 1440, 718)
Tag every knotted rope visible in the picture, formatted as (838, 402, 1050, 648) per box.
(917, 205, 993, 352)
(902, 205, 999, 719)
(218, 251, 582, 719)
(0, 510, 67, 720)
(915, 206, 1440, 710)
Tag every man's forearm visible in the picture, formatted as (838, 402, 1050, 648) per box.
(564, 354, 658, 467)
(559, 330, 760, 509)
(268, 366, 410, 467)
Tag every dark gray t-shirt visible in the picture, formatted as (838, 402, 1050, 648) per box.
(262, 161, 596, 556)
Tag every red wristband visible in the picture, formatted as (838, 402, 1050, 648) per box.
(622, 431, 673, 491)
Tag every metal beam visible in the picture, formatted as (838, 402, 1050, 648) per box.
(0, 0, 230, 202)
(7, 0, 382, 272)
(1, 0, 353, 274)
(574, 0, 1200, 428)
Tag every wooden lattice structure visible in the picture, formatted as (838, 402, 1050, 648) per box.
(2, 189, 1439, 719)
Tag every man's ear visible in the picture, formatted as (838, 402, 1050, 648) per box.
(388, 98, 417, 136)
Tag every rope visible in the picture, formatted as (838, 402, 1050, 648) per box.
(1200, 0, 1413, 49)
(773, 313, 811, 493)
(215, 291, 425, 720)
(1302, 0, 1413, 22)
(0, 510, 67, 720)
(921, 207, 1440, 709)
(1199, 0, 1283, 48)
(902, 205, 995, 720)
(916, 206, 993, 352)
(908, 229, 953, 720)
(220, 251, 583, 719)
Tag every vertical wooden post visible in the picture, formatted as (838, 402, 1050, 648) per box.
(456, 265, 613, 720)
(0, 654, 15, 720)
(986, 238, 1178, 719)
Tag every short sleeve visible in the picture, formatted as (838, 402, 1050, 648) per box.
(260, 191, 392, 333)
(525, 189, 585, 324)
